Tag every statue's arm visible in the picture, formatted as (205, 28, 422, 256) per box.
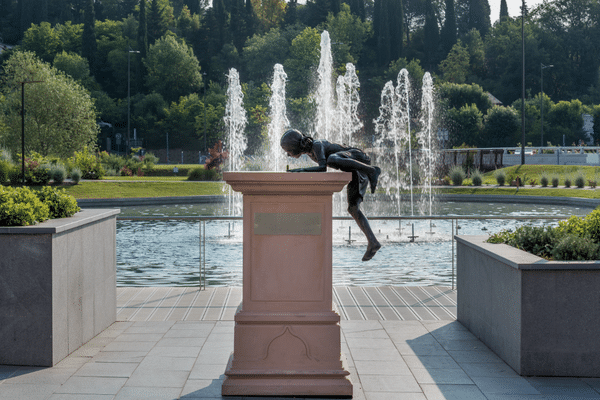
(288, 142, 327, 172)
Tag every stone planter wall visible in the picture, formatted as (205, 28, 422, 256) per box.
(456, 235, 600, 377)
(0, 209, 119, 367)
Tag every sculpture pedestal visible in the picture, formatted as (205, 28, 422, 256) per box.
(222, 172, 353, 397)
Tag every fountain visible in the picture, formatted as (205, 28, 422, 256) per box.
(315, 31, 335, 142)
(224, 68, 247, 216)
(417, 72, 436, 216)
(266, 64, 290, 172)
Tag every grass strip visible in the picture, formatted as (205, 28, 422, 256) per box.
(62, 181, 225, 199)
(438, 186, 600, 199)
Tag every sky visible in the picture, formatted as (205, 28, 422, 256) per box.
(490, 0, 545, 23)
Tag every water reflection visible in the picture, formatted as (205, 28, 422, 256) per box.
(116, 201, 591, 287)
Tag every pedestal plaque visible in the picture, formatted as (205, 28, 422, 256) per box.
(222, 172, 353, 397)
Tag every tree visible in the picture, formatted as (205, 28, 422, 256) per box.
(148, 0, 174, 43)
(0, 51, 99, 158)
(81, 0, 98, 74)
(283, 27, 321, 98)
(53, 51, 97, 91)
(422, 0, 439, 70)
(20, 22, 61, 62)
(242, 28, 291, 83)
(481, 106, 520, 146)
(445, 103, 484, 147)
(545, 100, 586, 145)
(159, 93, 204, 149)
(440, 0, 457, 55)
(499, 0, 509, 20)
(592, 105, 600, 145)
(144, 35, 203, 102)
(438, 40, 469, 83)
(468, 0, 490, 38)
(138, 0, 149, 58)
(438, 82, 492, 114)
(326, 3, 372, 65)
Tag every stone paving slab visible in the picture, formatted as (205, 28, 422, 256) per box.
(2, 319, 600, 399)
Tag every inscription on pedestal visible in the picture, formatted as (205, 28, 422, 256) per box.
(254, 213, 322, 235)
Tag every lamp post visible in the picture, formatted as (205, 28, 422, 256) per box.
(540, 63, 553, 147)
(127, 47, 140, 153)
(20, 80, 43, 185)
(520, 0, 526, 165)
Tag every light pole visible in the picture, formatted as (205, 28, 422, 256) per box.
(127, 47, 140, 153)
(520, 0, 526, 165)
(540, 63, 553, 147)
(20, 80, 43, 185)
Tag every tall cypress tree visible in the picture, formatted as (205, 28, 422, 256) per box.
(440, 0, 457, 56)
(389, 0, 404, 62)
(468, 0, 491, 38)
(423, 0, 439, 70)
(82, 0, 97, 74)
(149, 0, 168, 42)
(244, 0, 256, 37)
(376, 0, 391, 67)
(137, 0, 148, 91)
(499, 0, 509, 20)
(284, 0, 298, 26)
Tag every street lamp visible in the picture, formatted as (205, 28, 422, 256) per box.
(20, 80, 43, 185)
(540, 63, 553, 147)
(127, 47, 140, 153)
(520, 0, 526, 165)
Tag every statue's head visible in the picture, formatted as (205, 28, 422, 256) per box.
(280, 129, 305, 158)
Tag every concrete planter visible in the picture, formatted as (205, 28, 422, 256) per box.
(456, 235, 600, 377)
(0, 209, 119, 367)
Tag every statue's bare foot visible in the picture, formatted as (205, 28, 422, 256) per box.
(362, 241, 381, 262)
(369, 167, 381, 194)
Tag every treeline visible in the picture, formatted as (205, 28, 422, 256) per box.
(1, 0, 600, 155)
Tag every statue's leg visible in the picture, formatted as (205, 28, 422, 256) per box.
(328, 153, 381, 194)
(347, 175, 381, 262)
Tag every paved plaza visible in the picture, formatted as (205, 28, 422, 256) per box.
(1, 287, 600, 399)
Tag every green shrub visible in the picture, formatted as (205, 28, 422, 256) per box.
(0, 160, 12, 184)
(8, 166, 21, 185)
(449, 166, 465, 186)
(73, 147, 105, 179)
(70, 168, 82, 184)
(490, 225, 557, 259)
(495, 170, 506, 186)
(50, 164, 67, 184)
(540, 173, 549, 187)
(99, 151, 125, 172)
(564, 175, 572, 188)
(35, 186, 80, 219)
(551, 234, 600, 261)
(0, 186, 49, 226)
(575, 172, 586, 188)
(551, 175, 560, 187)
(0, 147, 12, 163)
(470, 169, 483, 186)
(187, 167, 221, 181)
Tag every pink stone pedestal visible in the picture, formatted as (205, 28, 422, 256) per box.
(222, 172, 353, 397)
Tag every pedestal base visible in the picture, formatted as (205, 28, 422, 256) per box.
(222, 310, 352, 397)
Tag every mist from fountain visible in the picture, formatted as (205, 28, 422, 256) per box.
(336, 63, 363, 147)
(266, 64, 290, 172)
(417, 72, 437, 216)
(315, 31, 335, 142)
(224, 68, 247, 216)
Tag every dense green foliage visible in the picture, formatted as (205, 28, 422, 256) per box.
(0, 186, 80, 226)
(1, 0, 600, 156)
(488, 208, 600, 261)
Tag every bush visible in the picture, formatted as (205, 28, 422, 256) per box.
(540, 173, 549, 187)
(70, 168, 82, 184)
(489, 225, 558, 260)
(73, 147, 105, 179)
(0, 160, 13, 184)
(35, 186, 80, 219)
(495, 170, 506, 186)
(50, 164, 67, 184)
(449, 166, 465, 186)
(552, 234, 600, 261)
(564, 175, 572, 188)
(0, 147, 12, 163)
(0, 186, 49, 226)
(575, 172, 586, 188)
(22, 158, 51, 185)
(470, 169, 483, 186)
(187, 167, 222, 181)
(551, 175, 560, 187)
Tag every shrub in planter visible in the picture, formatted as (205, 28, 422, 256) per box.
(470, 169, 483, 186)
(540, 173, 549, 187)
(495, 170, 506, 186)
(575, 172, 586, 188)
(35, 186, 80, 219)
(449, 166, 465, 186)
(551, 234, 600, 261)
(188, 167, 222, 181)
(70, 168, 82, 184)
(50, 164, 67, 184)
(551, 175, 560, 187)
(0, 186, 50, 226)
(564, 175, 572, 188)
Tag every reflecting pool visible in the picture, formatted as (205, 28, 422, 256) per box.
(115, 201, 592, 287)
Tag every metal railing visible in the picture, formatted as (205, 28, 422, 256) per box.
(117, 215, 571, 291)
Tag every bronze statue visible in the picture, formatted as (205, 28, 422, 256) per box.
(281, 129, 381, 261)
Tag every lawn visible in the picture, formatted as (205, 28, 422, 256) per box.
(62, 181, 226, 199)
